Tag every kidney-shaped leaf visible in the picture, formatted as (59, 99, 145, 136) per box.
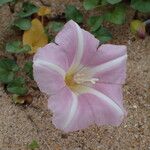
(0, 58, 19, 83)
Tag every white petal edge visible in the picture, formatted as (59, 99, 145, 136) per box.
(90, 55, 127, 74)
(70, 22, 84, 69)
(84, 87, 124, 116)
(34, 60, 66, 78)
(63, 92, 78, 129)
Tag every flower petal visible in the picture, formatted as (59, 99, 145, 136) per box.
(78, 87, 125, 126)
(90, 44, 127, 84)
(55, 20, 99, 69)
(48, 84, 125, 132)
(34, 43, 69, 71)
(93, 83, 125, 110)
(33, 43, 68, 95)
(48, 87, 79, 132)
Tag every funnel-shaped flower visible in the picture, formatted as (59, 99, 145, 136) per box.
(33, 20, 127, 132)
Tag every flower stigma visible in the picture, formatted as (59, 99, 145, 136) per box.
(65, 68, 99, 93)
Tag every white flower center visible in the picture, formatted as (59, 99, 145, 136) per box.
(65, 66, 99, 93)
(74, 72, 99, 84)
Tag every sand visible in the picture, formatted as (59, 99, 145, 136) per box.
(0, 1, 149, 150)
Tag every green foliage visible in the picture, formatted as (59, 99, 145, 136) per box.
(104, 5, 126, 25)
(28, 140, 39, 150)
(0, 0, 13, 6)
(87, 16, 104, 31)
(23, 61, 33, 80)
(93, 27, 112, 43)
(18, 2, 38, 18)
(7, 77, 28, 95)
(131, 0, 150, 13)
(0, 58, 19, 84)
(83, 0, 100, 10)
(65, 5, 83, 23)
(6, 40, 31, 54)
(14, 18, 31, 30)
(83, 0, 108, 10)
(48, 22, 64, 32)
(106, 0, 122, 5)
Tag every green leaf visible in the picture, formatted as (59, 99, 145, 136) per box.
(106, 0, 122, 5)
(7, 77, 28, 95)
(48, 22, 64, 32)
(83, 0, 100, 10)
(0, 0, 13, 6)
(6, 40, 31, 54)
(65, 5, 83, 23)
(23, 61, 33, 79)
(18, 2, 38, 18)
(0, 58, 19, 83)
(93, 27, 112, 43)
(131, 0, 150, 13)
(14, 18, 31, 30)
(87, 16, 104, 31)
(28, 140, 39, 150)
(105, 5, 126, 25)
(101, 0, 108, 5)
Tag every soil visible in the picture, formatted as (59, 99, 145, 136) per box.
(0, 0, 149, 150)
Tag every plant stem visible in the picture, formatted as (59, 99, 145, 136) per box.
(41, 16, 44, 25)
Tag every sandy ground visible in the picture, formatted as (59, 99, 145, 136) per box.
(0, 1, 150, 150)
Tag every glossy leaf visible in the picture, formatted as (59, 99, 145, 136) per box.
(0, 0, 13, 5)
(105, 5, 126, 25)
(0, 58, 19, 83)
(83, 0, 100, 10)
(48, 22, 64, 32)
(18, 2, 38, 18)
(14, 18, 31, 30)
(93, 27, 112, 43)
(87, 16, 104, 31)
(7, 77, 28, 95)
(23, 61, 33, 79)
(131, 0, 150, 13)
(6, 41, 31, 53)
(65, 5, 83, 23)
(106, 0, 122, 4)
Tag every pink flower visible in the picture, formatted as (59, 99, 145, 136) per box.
(33, 20, 127, 132)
